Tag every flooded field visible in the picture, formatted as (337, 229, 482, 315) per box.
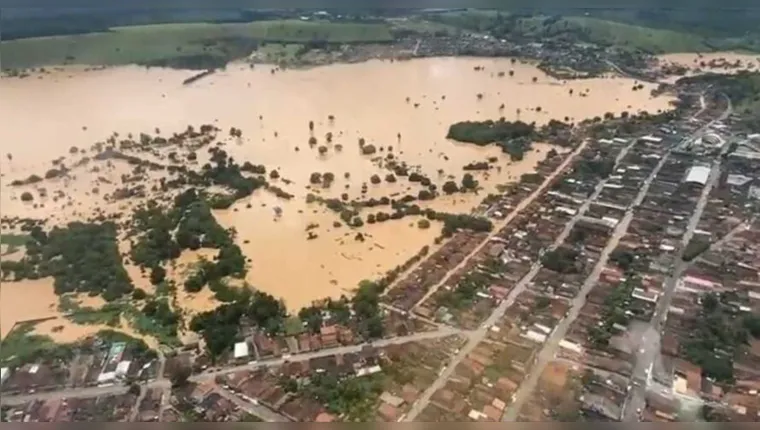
(657, 52, 760, 80)
(0, 56, 675, 341)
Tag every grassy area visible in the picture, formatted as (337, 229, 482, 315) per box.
(253, 43, 305, 64)
(0, 322, 156, 367)
(59, 295, 182, 347)
(425, 10, 749, 53)
(516, 16, 711, 53)
(386, 17, 462, 36)
(0, 233, 29, 255)
(426, 10, 504, 32)
(283, 316, 304, 336)
(1, 19, 394, 70)
(0, 323, 70, 367)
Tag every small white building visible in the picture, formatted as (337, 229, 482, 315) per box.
(234, 341, 250, 359)
(684, 165, 711, 185)
(632, 287, 659, 303)
(641, 135, 663, 143)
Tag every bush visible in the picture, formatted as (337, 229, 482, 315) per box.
(149, 266, 167, 285)
(418, 190, 434, 201)
(520, 173, 543, 184)
(447, 119, 535, 145)
(361, 144, 377, 155)
(322, 172, 335, 186)
(461, 173, 477, 190)
(132, 288, 148, 300)
(438, 213, 493, 237)
(20, 191, 34, 202)
(45, 168, 64, 180)
(442, 181, 459, 195)
(370, 174, 381, 185)
(417, 219, 431, 229)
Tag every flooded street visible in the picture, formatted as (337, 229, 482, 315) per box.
(0, 56, 675, 339)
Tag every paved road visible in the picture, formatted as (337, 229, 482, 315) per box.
(621, 95, 732, 422)
(621, 163, 721, 422)
(214, 383, 290, 422)
(0, 327, 462, 407)
(411, 140, 590, 309)
(404, 139, 636, 421)
(1, 384, 142, 406)
(501, 134, 671, 422)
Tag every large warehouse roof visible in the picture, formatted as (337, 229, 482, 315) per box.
(684, 165, 711, 185)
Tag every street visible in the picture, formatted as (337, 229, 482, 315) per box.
(0, 326, 462, 408)
(501, 131, 672, 421)
(405, 139, 590, 307)
(621, 94, 732, 422)
(404, 138, 638, 421)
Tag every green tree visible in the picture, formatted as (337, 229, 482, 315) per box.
(149, 266, 166, 285)
(442, 181, 459, 194)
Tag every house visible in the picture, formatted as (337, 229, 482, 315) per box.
(233, 341, 250, 360)
(315, 412, 336, 422)
(379, 392, 405, 408)
(297, 333, 311, 353)
(673, 359, 702, 399)
(487, 242, 506, 258)
(482, 404, 502, 421)
(321, 325, 340, 348)
(377, 402, 401, 421)
(253, 333, 276, 358)
(683, 165, 711, 185)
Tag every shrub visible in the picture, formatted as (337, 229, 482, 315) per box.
(442, 181, 459, 194)
(361, 144, 377, 155)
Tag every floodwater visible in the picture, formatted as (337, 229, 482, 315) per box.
(0, 277, 151, 347)
(0, 56, 675, 330)
(657, 52, 760, 81)
(0, 278, 60, 338)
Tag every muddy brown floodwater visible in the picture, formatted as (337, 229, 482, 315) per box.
(1, 56, 675, 338)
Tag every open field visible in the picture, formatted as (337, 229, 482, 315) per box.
(0, 20, 394, 70)
(427, 10, 757, 54)
(525, 16, 712, 53)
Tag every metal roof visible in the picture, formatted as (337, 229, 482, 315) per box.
(684, 165, 711, 185)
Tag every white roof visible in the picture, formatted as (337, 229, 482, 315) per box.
(115, 361, 131, 376)
(684, 165, 711, 185)
(559, 339, 583, 354)
(521, 330, 547, 344)
(1, 367, 9, 382)
(641, 135, 663, 143)
(234, 341, 250, 358)
(356, 365, 382, 376)
(97, 371, 116, 383)
(727, 174, 752, 186)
